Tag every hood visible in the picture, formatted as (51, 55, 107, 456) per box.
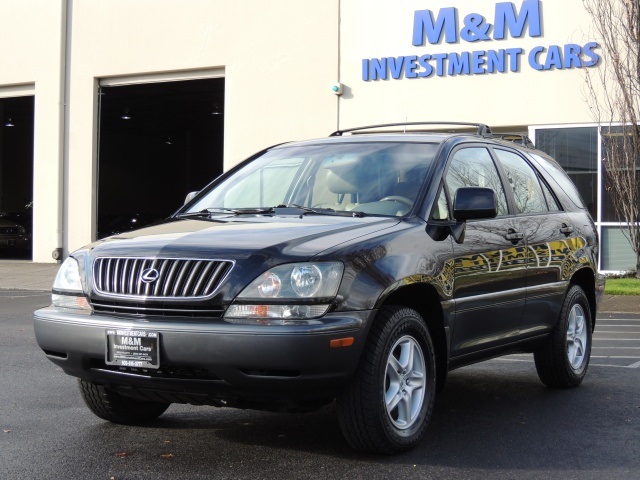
(89, 215, 400, 263)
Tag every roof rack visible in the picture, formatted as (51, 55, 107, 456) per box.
(492, 133, 535, 148)
(329, 122, 493, 138)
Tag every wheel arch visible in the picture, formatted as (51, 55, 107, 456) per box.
(377, 283, 449, 391)
(570, 267, 597, 331)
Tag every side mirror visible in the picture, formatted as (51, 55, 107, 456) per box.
(184, 191, 199, 205)
(453, 187, 497, 221)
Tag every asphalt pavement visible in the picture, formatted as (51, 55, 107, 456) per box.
(1, 292, 638, 479)
(0, 259, 637, 313)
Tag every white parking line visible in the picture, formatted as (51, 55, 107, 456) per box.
(592, 339, 640, 341)
(593, 346, 640, 349)
(495, 357, 640, 368)
(595, 330, 640, 333)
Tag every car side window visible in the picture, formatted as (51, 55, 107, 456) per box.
(494, 149, 548, 214)
(539, 178, 562, 211)
(445, 147, 508, 216)
(431, 185, 450, 220)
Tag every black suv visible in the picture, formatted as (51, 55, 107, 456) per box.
(34, 122, 605, 454)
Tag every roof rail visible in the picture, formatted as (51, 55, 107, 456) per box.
(329, 122, 493, 138)
(492, 133, 535, 148)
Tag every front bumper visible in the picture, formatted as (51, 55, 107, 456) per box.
(34, 307, 374, 405)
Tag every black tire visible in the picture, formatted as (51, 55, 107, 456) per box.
(78, 379, 170, 424)
(534, 285, 593, 388)
(337, 306, 436, 454)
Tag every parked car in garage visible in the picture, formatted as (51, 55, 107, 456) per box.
(34, 122, 605, 453)
(0, 213, 31, 252)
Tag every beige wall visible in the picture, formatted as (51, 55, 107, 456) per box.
(338, 0, 599, 129)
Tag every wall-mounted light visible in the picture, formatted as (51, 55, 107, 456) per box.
(165, 136, 173, 145)
(211, 102, 223, 115)
(4, 117, 15, 127)
(121, 108, 131, 120)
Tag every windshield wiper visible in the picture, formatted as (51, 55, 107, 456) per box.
(274, 204, 366, 217)
(175, 208, 241, 218)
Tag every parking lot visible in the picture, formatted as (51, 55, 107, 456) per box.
(1, 291, 639, 480)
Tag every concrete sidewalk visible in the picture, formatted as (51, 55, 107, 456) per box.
(0, 260, 637, 313)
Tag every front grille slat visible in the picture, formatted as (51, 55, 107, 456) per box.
(203, 262, 229, 296)
(92, 257, 233, 300)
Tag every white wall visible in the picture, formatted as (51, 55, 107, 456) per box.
(0, 0, 66, 263)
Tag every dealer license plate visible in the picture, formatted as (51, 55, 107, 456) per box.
(105, 329, 160, 369)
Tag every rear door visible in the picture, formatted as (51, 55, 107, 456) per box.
(444, 146, 527, 358)
(491, 148, 573, 337)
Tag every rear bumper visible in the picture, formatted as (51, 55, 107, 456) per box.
(33, 307, 374, 404)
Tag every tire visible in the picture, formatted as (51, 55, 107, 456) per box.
(337, 306, 436, 454)
(78, 379, 170, 424)
(534, 285, 593, 388)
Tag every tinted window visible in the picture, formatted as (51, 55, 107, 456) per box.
(540, 178, 562, 211)
(535, 127, 597, 216)
(494, 149, 547, 214)
(189, 142, 438, 217)
(529, 152, 586, 209)
(445, 147, 508, 216)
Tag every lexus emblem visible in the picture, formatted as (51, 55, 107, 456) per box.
(140, 268, 160, 284)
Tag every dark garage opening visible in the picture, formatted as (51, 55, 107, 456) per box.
(0, 96, 34, 260)
(97, 78, 224, 239)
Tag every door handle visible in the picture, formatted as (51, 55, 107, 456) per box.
(505, 230, 524, 242)
(560, 223, 574, 236)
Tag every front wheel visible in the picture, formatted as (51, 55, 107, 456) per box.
(78, 379, 170, 424)
(337, 306, 436, 454)
(534, 285, 593, 388)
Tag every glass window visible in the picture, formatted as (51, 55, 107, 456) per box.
(535, 127, 597, 217)
(445, 147, 508, 216)
(188, 142, 438, 217)
(494, 149, 547, 214)
(431, 186, 449, 220)
(601, 126, 640, 222)
(601, 226, 637, 271)
(529, 152, 585, 210)
(539, 178, 562, 211)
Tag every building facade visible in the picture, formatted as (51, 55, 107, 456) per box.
(0, 0, 636, 271)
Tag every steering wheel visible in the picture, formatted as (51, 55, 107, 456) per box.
(379, 196, 414, 208)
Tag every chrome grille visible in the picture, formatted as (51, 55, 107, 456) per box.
(92, 257, 233, 299)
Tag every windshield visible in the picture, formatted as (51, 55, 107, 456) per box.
(187, 142, 438, 217)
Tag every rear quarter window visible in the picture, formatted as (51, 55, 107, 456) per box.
(527, 152, 586, 209)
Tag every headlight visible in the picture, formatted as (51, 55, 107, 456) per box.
(225, 262, 343, 322)
(52, 257, 91, 310)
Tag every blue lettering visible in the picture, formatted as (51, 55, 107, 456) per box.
(448, 52, 471, 75)
(418, 54, 433, 77)
(371, 58, 387, 80)
(528, 46, 544, 70)
(487, 50, 505, 73)
(563, 44, 582, 68)
(544, 45, 563, 70)
(506, 47, 523, 71)
(388, 57, 405, 79)
(494, 0, 541, 40)
(413, 8, 458, 45)
(362, 59, 369, 81)
(472, 51, 487, 74)
(405, 55, 419, 78)
(583, 42, 600, 67)
(433, 53, 448, 76)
